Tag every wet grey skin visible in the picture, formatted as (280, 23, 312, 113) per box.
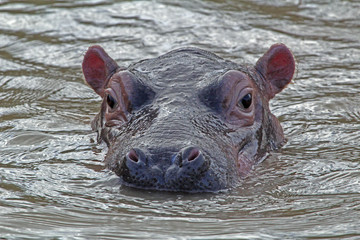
(82, 44, 295, 192)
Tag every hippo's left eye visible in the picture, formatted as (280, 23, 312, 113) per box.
(106, 94, 117, 109)
(239, 93, 252, 109)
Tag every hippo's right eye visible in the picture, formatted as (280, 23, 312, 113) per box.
(106, 94, 117, 109)
(240, 93, 252, 109)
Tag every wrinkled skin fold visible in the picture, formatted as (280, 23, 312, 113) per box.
(82, 44, 295, 192)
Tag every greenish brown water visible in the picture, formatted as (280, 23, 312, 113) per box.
(1, 0, 359, 239)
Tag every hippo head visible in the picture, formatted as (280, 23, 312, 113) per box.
(82, 44, 295, 192)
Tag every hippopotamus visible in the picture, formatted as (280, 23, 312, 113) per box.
(82, 43, 295, 192)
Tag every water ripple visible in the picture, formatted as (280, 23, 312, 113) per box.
(0, 0, 359, 239)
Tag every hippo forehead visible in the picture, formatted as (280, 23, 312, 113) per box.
(128, 48, 245, 90)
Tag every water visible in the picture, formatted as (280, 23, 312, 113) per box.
(0, 0, 359, 239)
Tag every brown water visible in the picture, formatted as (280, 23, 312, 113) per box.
(1, 0, 359, 239)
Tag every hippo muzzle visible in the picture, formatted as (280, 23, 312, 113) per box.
(118, 146, 214, 191)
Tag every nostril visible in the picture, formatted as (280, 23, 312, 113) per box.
(188, 148, 200, 161)
(181, 147, 202, 163)
(128, 149, 139, 162)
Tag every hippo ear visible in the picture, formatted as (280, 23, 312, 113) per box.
(255, 44, 295, 99)
(82, 45, 119, 97)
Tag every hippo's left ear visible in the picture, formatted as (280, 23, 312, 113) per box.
(82, 45, 119, 97)
(255, 44, 295, 99)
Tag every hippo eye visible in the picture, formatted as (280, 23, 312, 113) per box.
(239, 93, 252, 109)
(106, 94, 117, 109)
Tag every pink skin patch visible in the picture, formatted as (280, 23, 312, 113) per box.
(237, 154, 253, 177)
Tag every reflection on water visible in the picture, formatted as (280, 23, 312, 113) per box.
(1, 0, 359, 239)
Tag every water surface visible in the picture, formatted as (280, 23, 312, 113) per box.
(0, 0, 359, 239)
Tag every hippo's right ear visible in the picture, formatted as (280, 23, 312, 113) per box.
(82, 45, 119, 97)
(255, 44, 295, 99)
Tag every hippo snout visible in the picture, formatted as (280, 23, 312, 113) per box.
(118, 146, 216, 191)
